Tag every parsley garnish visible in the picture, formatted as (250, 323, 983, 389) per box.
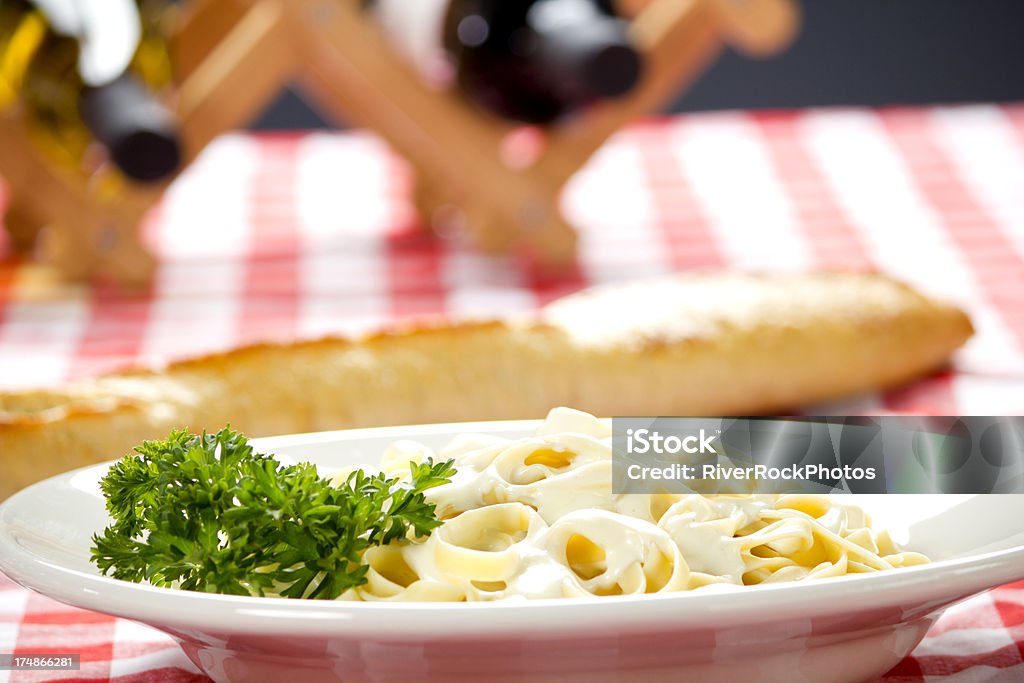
(90, 428, 455, 599)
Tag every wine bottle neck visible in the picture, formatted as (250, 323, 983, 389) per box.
(79, 73, 180, 182)
(525, 0, 641, 102)
(440, 0, 642, 122)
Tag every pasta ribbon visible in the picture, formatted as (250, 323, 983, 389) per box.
(345, 407, 928, 601)
(542, 510, 690, 596)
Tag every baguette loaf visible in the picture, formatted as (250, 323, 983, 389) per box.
(0, 272, 973, 498)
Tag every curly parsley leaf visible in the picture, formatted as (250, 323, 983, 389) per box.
(90, 427, 455, 600)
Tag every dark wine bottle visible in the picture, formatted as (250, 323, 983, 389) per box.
(370, 0, 643, 124)
(0, 0, 181, 182)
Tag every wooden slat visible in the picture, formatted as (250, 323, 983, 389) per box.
(171, 0, 251, 81)
(175, 0, 295, 158)
(707, 0, 800, 56)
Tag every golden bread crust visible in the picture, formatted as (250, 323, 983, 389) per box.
(0, 272, 973, 498)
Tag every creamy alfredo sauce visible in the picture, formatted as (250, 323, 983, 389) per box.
(329, 408, 926, 601)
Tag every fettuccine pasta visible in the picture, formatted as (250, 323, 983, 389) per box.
(330, 408, 928, 602)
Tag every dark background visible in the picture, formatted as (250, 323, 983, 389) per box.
(252, 0, 1024, 129)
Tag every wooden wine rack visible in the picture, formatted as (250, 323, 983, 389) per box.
(0, 0, 798, 283)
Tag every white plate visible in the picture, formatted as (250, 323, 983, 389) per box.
(2, 420, 1024, 683)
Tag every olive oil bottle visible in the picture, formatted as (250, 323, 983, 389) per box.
(0, 0, 181, 182)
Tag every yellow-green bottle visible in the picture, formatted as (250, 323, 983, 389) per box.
(0, 0, 181, 182)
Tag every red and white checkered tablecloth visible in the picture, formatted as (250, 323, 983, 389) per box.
(1, 104, 1024, 681)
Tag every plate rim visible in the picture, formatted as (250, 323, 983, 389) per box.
(3, 418, 1024, 638)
